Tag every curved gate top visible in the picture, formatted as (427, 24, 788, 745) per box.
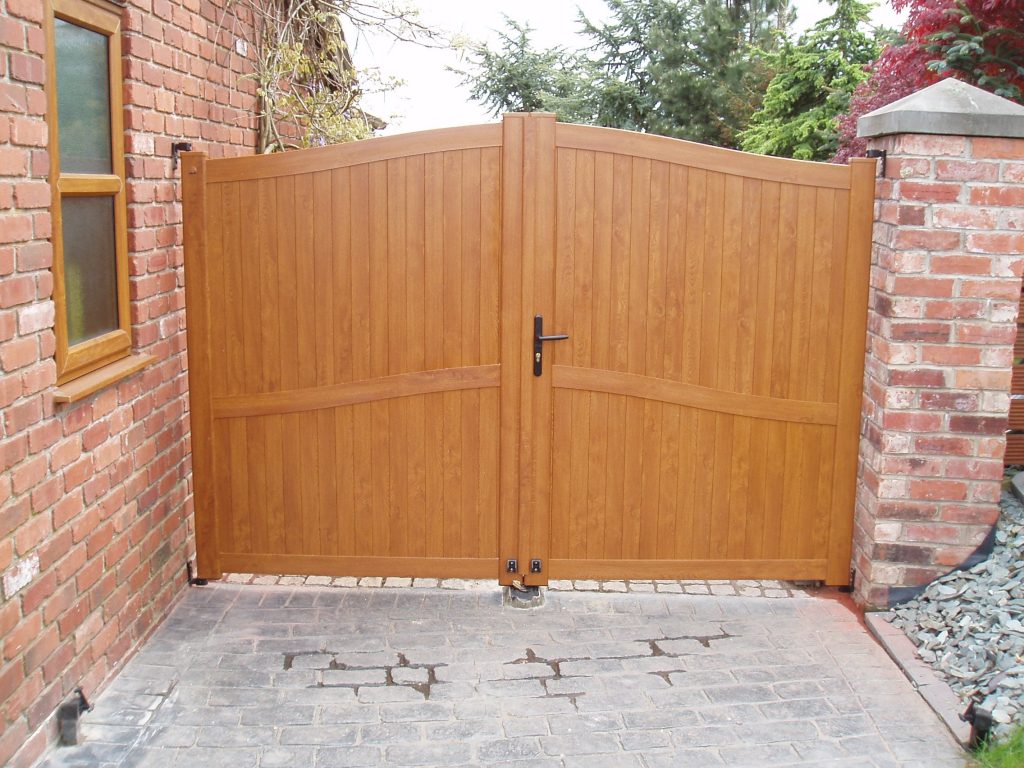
(183, 113, 875, 586)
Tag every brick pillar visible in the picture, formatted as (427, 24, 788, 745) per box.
(853, 79, 1024, 608)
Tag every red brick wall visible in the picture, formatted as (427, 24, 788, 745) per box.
(0, 0, 256, 764)
(853, 133, 1024, 608)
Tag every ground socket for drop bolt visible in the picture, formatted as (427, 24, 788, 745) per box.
(503, 584, 544, 608)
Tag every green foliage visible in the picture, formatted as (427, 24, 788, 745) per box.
(739, 0, 881, 160)
(458, 19, 595, 124)
(926, 1, 1024, 101)
(457, 0, 794, 148)
(971, 725, 1024, 768)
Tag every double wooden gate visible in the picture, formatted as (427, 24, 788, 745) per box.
(183, 113, 875, 586)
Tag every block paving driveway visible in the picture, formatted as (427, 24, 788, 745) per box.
(38, 581, 966, 767)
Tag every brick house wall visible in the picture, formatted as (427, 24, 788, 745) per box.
(0, 0, 257, 764)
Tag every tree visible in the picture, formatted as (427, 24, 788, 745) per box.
(226, 0, 443, 152)
(457, 19, 595, 124)
(834, 0, 1024, 162)
(739, 0, 882, 161)
(457, 0, 794, 148)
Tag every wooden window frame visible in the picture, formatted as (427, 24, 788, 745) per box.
(46, 0, 133, 387)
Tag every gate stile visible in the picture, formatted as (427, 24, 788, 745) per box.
(183, 113, 875, 586)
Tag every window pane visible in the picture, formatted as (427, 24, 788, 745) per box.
(61, 196, 119, 345)
(54, 18, 112, 174)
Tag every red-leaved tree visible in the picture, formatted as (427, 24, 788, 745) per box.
(833, 0, 1024, 162)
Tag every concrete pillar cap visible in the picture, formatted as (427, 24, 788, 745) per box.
(857, 78, 1024, 139)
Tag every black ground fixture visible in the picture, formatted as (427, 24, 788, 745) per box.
(961, 700, 994, 749)
(171, 141, 193, 171)
(865, 148, 887, 177)
(58, 688, 92, 746)
(186, 560, 208, 586)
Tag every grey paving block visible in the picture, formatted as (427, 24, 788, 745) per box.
(474, 737, 543, 762)
(239, 704, 316, 726)
(175, 746, 260, 767)
(563, 755, 646, 767)
(118, 747, 182, 768)
(539, 732, 622, 756)
(357, 723, 423, 745)
(547, 711, 622, 734)
(426, 718, 503, 741)
(138, 725, 199, 748)
(384, 742, 474, 766)
(279, 725, 360, 746)
(314, 746, 383, 767)
(618, 728, 673, 750)
(197, 726, 277, 747)
(378, 701, 453, 722)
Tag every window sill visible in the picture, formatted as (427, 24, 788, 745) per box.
(53, 353, 157, 404)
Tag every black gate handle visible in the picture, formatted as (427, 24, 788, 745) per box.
(533, 315, 569, 376)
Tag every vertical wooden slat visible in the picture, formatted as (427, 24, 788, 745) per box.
(405, 156, 427, 558)
(367, 162, 391, 556)
(181, 152, 219, 578)
(258, 178, 284, 553)
(313, 171, 338, 556)
(772, 184, 799, 399)
(640, 161, 668, 559)
(826, 159, 876, 585)
(442, 151, 463, 557)
(520, 113, 557, 583)
(424, 153, 445, 560)
(461, 150, 481, 556)
(387, 159, 408, 557)
(499, 116, 525, 581)
(553, 148, 577, 558)
(807, 188, 836, 402)
(332, 168, 355, 557)
(240, 179, 268, 555)
(603, 155, 631, 559)
(276, 176, 301, 556)
(752, 181, 780, 398)
(735, 179, 761, 394)
(293, 174, 320, 554)
(350, 165, 373, 557)
(623, 158, 653, 559)
(478, 148, 501, 558)
(790, 186, 817, 401)
(717, 175, 743, 392)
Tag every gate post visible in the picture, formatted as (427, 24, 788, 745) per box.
(852, 80, 1024, 608)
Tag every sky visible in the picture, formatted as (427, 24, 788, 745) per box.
(349, 1, 906, 135)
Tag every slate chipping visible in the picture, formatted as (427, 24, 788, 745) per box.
(34, 581, 965, 767)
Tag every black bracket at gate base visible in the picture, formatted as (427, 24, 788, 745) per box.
(58, 688, 93, 745)
(961, 700, 994, 749)
(186, 560, 208, 586)
(505, 559, 518, 574)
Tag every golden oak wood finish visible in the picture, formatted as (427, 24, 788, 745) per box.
(188, 135, 506, 578)
(211, 365, 501, 418)
(536, 124, 874, 586)
(184, 115, 873, 584)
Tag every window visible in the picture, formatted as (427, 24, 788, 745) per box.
(47, 0, 142, 394)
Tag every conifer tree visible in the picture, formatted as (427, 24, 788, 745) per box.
(739, 0, 882, 161)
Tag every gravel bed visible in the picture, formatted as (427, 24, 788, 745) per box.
(888, 489, 1024, 737)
